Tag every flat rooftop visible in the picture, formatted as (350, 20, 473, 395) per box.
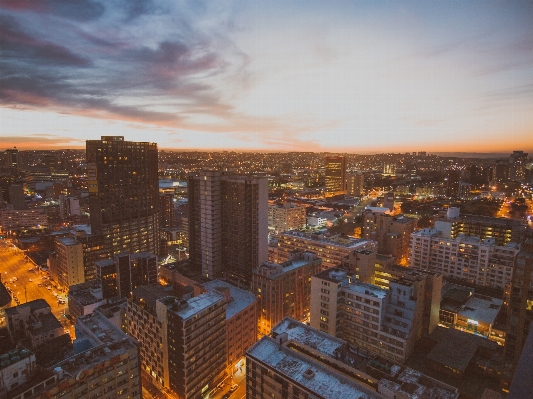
(257, 256, 321, 278)
(203, 280, 256, 319)
(166, 290, 225, 320)
(346, 281, 388, 299)
(458, 294, 503, 325)
(280, 230, 373, 249)
(248, 338, 379, 399)
(314, 268, 349, 283)
(56, 237, 78, 246)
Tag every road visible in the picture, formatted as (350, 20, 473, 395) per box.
(0, 239, 74, 335)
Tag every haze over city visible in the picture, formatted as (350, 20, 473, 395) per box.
(1, 0, 533, 152)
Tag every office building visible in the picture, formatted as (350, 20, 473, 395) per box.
(362, 209, 417, 265)
(8, 183, 26, 210)
(126, 285, 227, 398)
(324, 156, 346, 197)
(410, 228, 519, 290)
(277, 230, 376, 268)
(159, 193, 175, 228)
(4, 147, 20, 169)
(346, 171, 364, 197)
(268, 202, 307, 234)
(246, 318, 459, 399)
(54, 237, 85, 289)
(446, 170, 461, 197)
(509, 150, 528, 182)
(95, 252, 157, 299)
(383, 163, 396, 176)
(252, 251, 322, 337)
(86, 136, 160, 256)
(188, 170, 268, 287)
(434, 207, 526, 246)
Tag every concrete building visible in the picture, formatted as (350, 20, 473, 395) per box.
(346, 171, 364, 197)
(67, 280, 107, 319)
(0, 348, 36, 397)
(246, 318, 459, 399)
(324, 156, 346, 197)
(277, 230, 376, 268)
(363, 210, 417, 265)
(268, 202, 307, 234)
(0, 209, 48, 232)
(54, 237, 85, 289)
(58, 196, 80, 220)
(8, 184, 26, 210)
(5, 300, 65, 349)
(126, 286, 227, 398)
(252, 251, 322, 337)
(410, 228, 519, 290)
(509, 150, 528, 182)
(4, 147, 20, 169)
(86, 136, 160, 256)
(188, 170, 268, 287)
(434, 207, 526, 246)
(203, 280, 258, 373)
(310, 269, 426, 364)
(383, 163, 396, 176)
(159, 193, 175, 229)
(95, 252, 158, 299)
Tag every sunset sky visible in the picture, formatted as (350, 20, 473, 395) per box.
(1, 0, 532, 153)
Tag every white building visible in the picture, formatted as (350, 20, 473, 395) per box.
(410, 228, 519, 289)
(0, 348, 36, 397)
(55, 237, 85, 289)
(268, 202, 307, 234)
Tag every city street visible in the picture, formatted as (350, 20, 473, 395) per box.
(0, 239, 73, 333)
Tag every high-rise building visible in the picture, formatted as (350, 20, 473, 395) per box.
(324, 156, 346, 197)
(502, 228, 533, 391)
(509, 150, 528, 182)
(252, 251, 322, 337)
(446, 170, 461, 197)
(8, 183, 26, 210)
(86, 136, 160, 256)
(159, 193, 175, 228)
(409, 228, 519, 290)
(54, 237, 85, 289)
(362, 209, 417, 265)
(95, 252, 157, 298)
(267, 202, 307, 234)
(127, 285, 227, 398)
(310, 269, 427, 364)
(434, 207, 526, 246)
(346, 171, 364, 197)
(188, 170, 268, 287)
(383, 163, 396, 176)
(246, 318, 459, 399)
(4, 147, 20, 169)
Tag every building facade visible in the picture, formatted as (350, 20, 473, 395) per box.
(54, 237, 85, 289)
(86, 136, 160, 256)
(410, 228, 519, 290)
(252, 251, 322, 337)
(188, 170, 268, 287)
(346, 171, 364, 197)
(324, 156, 346, 197)
(268, 203, 307, 234)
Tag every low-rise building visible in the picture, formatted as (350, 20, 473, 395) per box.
(0, 348, 37, 397)
(67, 280, 107, 319)
(0, 208, 48, 231)
(268, 202, 307, 234)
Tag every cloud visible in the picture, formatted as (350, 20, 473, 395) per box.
(1, 0, 105, 22)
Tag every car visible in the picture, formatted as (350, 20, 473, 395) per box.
(230, 384, 238, 393)
(38, 283, 42, 287)
(46, 286, 51, 290)
(29, 279, 32, 282)
(222, 394, 230, 399)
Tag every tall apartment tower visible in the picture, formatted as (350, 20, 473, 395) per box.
(4, 147, 20, 169)
(509, 150, 528, 182)
(188, 170, 268, 287)
(324, 156, 346, 197)
(86, 136, 160, 256)
(346, 171, 364, 197)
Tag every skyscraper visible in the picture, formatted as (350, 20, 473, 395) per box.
(324, 156, 346, 197)
(86, 136, 160, 256)
(188, 170, 268, 287)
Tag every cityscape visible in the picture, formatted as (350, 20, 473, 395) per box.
(1, 2, 533, 399)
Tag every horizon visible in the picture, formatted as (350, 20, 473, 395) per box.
(1, 1, 532, 152)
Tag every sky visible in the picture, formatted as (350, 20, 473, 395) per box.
(1, 0, 532, 153)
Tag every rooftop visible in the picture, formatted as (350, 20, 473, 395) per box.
(280, 230, 373, 249)
(457, 294, 503, 325)
(346, 280, 388, 299)
(247, 338, 379, 399)
(255, 256, 321, 278)
(5, 299, 50, 316)
(314, 268, 349, 283)
(164, 290, 226, 320)
(203, 280, 257, 319)
(56, 237, 78, 246)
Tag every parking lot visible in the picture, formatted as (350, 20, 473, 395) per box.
(0, 238, 75, 335)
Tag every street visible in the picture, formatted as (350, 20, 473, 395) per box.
(0, 239, 74, 334)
